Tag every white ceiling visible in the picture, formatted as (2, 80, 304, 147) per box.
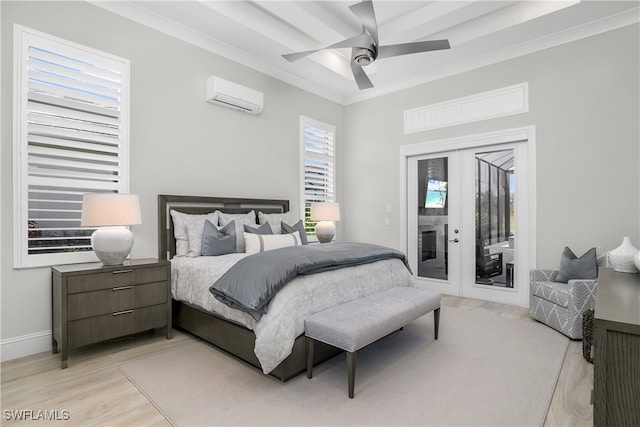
(92, 0, 639, 105)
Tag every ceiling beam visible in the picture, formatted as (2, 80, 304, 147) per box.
(380, 1, 512, 45)
(253, 1, 347, 47)
(199, 0, 352, 79)
(431, 1, 581, 46)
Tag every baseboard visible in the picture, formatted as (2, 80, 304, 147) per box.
(1, 330, 51, 362)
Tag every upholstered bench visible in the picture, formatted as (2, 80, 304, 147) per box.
(304, 286, 441, 398)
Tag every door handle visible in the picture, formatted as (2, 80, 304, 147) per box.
(448, 238, 459, 243)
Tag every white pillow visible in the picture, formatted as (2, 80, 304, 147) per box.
(258, 211, 291, 234)
(244, 232, 301, 254)
(217, 210, 256, 253)
(170, 210, 219, 256)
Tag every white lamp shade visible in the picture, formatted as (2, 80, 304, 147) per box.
(310, 202, 341, 221)
(81, 193, 142, 227)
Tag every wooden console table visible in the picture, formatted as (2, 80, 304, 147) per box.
(593, 268, 640, 426)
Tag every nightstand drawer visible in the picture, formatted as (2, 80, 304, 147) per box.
(135, 282, 168, 308)
(67, 269, 135, 294)
(135, 266, 168, 284)
(136, 304, 168, 331)
(67, 287, 134, 321)
(68, 310, 135, 349)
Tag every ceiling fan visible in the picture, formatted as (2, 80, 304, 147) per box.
(281, 0, 450, 90)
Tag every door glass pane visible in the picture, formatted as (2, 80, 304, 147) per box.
(417, 157, 448, 280)
(475, 149, 515, 287)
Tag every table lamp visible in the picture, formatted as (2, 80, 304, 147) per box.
(310, 202, 340, 243)
(81, 193, 142, 265)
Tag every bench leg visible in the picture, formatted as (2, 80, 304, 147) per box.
(347, 351, 356, 398)
(306, 337, 314, 379)
(434, 307, 440, 340)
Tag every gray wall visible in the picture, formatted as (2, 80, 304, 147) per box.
(1, 1, 344, 348)
(343, 24, 640, 269)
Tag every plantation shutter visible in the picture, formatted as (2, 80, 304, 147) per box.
(301, 117, 336, 235)
(14, 26, 130, 268)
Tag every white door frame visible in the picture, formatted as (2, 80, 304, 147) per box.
(399, 126, 537, 307)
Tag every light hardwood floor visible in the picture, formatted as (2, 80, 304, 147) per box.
(1, 296, 593, 426)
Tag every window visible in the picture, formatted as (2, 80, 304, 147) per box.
(475, 150, 512, 246)
(13, 26, 130, 268)
(300, 116, 336, 237)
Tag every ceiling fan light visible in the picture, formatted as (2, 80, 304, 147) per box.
(355, 53, 373, 66)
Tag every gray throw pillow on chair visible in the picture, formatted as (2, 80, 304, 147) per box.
(556, 246, 597, 283)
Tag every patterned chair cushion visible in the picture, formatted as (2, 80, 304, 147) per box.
(531, 280, 570, 308)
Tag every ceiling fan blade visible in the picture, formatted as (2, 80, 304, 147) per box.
(349, 0, 379, 47)
(282, 34, 375, 62)
(350, 60, 374, 90)
(282, 50, 319, 63)
(377, 40, 450, 60)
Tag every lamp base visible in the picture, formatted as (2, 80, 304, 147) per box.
(91, 226, 134, 265)
(315, 221, 335, 243)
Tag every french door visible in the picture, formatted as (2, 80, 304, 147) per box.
(403, 130, 534, 307)
(407, 152, 462, 294)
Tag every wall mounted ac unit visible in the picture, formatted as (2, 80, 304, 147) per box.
(205, 76, 263, 114)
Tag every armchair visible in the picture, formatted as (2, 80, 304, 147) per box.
(529, 248, 609, 339)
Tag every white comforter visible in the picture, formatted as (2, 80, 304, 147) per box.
(171, 254, 413, 374)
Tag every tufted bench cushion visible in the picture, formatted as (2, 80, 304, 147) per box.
(304, 286, 441, 398)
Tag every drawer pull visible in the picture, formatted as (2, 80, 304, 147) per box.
(112, 286, 133, 291)
(112, 309, 133, 316)
(112, 269, 133, 274)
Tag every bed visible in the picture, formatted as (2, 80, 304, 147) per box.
(158, 195, 413, 381)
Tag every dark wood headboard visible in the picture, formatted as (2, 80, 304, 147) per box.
(157, 195, 290, 261)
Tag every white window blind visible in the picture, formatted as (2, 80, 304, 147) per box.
(13, 26, 130, 268)
(300, 116, 336, 236)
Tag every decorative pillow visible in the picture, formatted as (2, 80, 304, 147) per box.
(244, 232, 301, 254)
(556, 246, 598, 283)
(217, 210, 256, 253)
(170, 210, 219, 256)
(201, 220, 236, 256)
(258, 211, 291, 234)
(186, 214, 226, 257)
(244, 222, 273, 235)
(281, 220, 308, 245)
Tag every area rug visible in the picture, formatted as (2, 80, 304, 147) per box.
(120, 307, 568, 426)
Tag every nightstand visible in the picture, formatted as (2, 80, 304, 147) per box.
(51, 258, 171, 368)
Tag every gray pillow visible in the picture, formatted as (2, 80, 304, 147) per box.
(244, 222, 273, 235)
(201, 220, 236, 256)
(217, 210, 255, 252)
(282, 220, 308, 245)
(556, 246, 597, 283)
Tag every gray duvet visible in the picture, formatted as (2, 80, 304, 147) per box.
(209, 242, 411, 319)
